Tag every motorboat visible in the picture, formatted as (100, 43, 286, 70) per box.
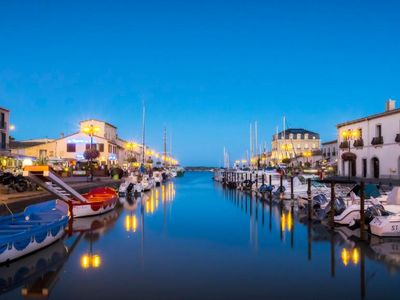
(141, 175, 155, 192)
(334, 185, 396, 226)
(370, 187, 400, 237)
(72, 187, 118, 218)
(0, 201, 68, 264)
(118, 173, 140, 197)
(153, 171, 163, 187)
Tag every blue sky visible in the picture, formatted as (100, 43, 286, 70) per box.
(1, 0, 399, 166)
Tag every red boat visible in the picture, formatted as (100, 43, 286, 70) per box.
(71, 187, 118, 218)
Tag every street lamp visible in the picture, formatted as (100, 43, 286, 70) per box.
(82, 125, 100, 181)
(341, 129, 360, 180)
(303, 150, 312, 165)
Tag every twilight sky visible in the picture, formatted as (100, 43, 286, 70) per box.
(1, 0, 400, 166)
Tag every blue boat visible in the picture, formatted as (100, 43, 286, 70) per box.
(0, 200, 69, 264)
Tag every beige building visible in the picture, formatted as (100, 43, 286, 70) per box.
(11, 119, 143, 166)
(0, 107, 10, 156)
(271, 128, 321, 163)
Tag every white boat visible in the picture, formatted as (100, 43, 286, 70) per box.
(334, 187, 394, 226)
(71, 187, 118, 218)
(118, 174, 140, 197)
(141, 174, 155, 191)
(370, 187, 400, 237)
(153, 171, 163, 186)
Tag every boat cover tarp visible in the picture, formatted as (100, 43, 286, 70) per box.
(350, 184, 381, 199)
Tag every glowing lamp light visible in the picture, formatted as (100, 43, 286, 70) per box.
(80, 254, 101, 269)
(9, 124, 16, 131)
(125, 215, 138, 232)
(341, 248, 360, 266)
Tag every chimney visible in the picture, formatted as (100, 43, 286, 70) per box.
(60, 132, 64, 138)
(386, 99, 396, 111)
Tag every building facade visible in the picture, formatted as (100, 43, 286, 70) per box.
(0, 107, 10, 156)
(337, 99, 400, 179)
(321, 140, 338, 164)
(11, 119, 143, 166)
(271, 128, 321, 163)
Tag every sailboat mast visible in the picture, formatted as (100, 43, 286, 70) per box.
(255, 121, 258, 158)
(163, 127, 167, 167)
(142, 103, 146, 164)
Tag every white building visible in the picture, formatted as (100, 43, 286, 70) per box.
(337, 99, 400, 179)
(321, 140, 338, 165)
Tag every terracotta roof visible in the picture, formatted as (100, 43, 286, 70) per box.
(337, 108, 400, 128)
(0, 107, 10, 112)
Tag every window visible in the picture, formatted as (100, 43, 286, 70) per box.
(304, 144, 309, 149)
(376, 124, 382, 137)
(67, 143, 76, 152)
(39, 149, 47, 158)
(108, 144, 112, 153)
(98, 143, 104, 152)
(358, 128, 363, 139)
(313, 136, 316, 139)
(312, 143, 316, 149)
(297, 133, 301, 139)
(1, 132, 6, 149)
(289, 134, 293, 139)
(304, 134, 309, 139)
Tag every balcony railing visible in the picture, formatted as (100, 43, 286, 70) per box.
(353, 139, 364, 148)
(396, 134, 400, 143)
(371, 136, 384, 146)
(0, 122, 6, 130)
(339, 141, 349, 149)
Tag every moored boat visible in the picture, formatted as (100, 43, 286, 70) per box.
(72, 187, 118, 218)
(0, 201, 69, 264)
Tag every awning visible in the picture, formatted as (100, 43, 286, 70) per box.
(341, 152, 356, 161)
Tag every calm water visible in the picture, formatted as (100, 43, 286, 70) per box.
(1, 172, 400, 299)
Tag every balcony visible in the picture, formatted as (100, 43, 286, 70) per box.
(339, 141, 349, 149)
(0, 122, 6, 130)
(353, 139, 364, 148)
(396, 134, 400, 143)
(371, 136, 384, 146)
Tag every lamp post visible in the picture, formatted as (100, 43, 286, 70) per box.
(83, 125, 100, 181)
(341, 129, 360, 180)
(303, 150, 312, 168)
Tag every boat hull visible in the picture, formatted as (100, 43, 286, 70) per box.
(370, 216, 400, 237)
(72, 197, 117, 218)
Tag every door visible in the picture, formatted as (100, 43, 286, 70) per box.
(351, 160, 356, 177)
(362, 159, 367, 178)
(372, 157, 379, 179)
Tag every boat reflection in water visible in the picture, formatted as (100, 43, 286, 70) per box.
(221, 184, 400, 300)
(0, 240, 68, 297)
(70, 208, 122, 271)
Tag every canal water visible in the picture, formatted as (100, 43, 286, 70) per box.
(1, 172, 400, 299)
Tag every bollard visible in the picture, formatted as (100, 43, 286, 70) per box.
(269, 174, 272, 186)
(330, 181, 335, 229)
(307, 178, 312, 221)
(290, 176, 294, 200)
(360, 181, 365, 240)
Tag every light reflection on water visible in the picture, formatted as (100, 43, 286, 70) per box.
(1, 173, 400, 299)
